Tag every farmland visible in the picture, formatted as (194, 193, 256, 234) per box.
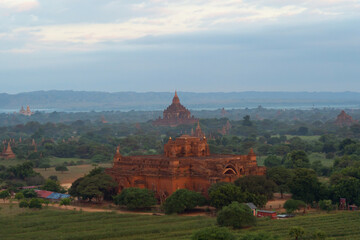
(1, 204, 360, 240)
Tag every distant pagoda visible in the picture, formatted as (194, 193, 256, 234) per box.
(153, 91, 198, 127)
(335, 110, 357, 127)
(1, 142, 16, 159)
(19, 106, 34, 116)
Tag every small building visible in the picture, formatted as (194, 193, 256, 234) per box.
(246, 202, 257, 216)
(257, 210, 277, 219)
(35, 190, 70, 200)
(348, 205, 358, 211)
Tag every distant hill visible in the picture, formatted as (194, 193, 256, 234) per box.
(0, 90, 360, 111)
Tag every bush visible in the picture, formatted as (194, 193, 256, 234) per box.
(319, 200, 333, 212)
(49, 175, 58, 181)
(55, 165, 69, 173)
(191, 226, 236, 240)
(313, 230, 326, 240)
(60, 198, 71, 206)
(15, 192, 25, 200)
(284, 199, 306, 213)
(289, 226, 305, 240)
(163, 189, 207, 214)
(29, 198, 42, 209)
(113, 187, 156, 210)
(217, 201, 256, 229)
(19, 200, 29, 208)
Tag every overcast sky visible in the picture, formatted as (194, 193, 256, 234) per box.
(0, 0, 359, 93)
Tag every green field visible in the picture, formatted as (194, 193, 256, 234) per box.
(35, 163, 112, 184)
(1, 204, 360, 240)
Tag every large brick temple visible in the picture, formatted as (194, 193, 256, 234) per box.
(106, 130, 266, 200)
(153, 91, 199, 127)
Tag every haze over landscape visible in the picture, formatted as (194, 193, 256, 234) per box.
(2, 1, 360, 240)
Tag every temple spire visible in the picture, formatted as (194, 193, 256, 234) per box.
(172, 90, 180, 104)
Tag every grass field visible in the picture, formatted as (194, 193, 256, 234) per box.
(34, 163, 112, 184)
(1, 204, 360, 240)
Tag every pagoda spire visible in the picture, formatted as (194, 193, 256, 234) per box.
(172, 90, 180, 104)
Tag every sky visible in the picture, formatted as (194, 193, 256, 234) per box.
(0, 0, 360, 93)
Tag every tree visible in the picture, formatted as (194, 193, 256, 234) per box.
(191, 226, 236, 240)
(69, 173, 117, 202)
(333, 177, 360, 206)
(264, 155, 282, 168)
(113, 187, 156, 210)
(235, 175, 276, 200)
(289, 226, 305, 240)
(243, 115, 252, 126)
(42, 179, 65, 193)
(55, 165, 69, 173)
(19, 200, 29, 208)
(22, 189, 38, 198)
(39, 163, 51, 171)
(0, 190, 10, 202)
(266, 167, 293, 198)
(163, 189, 207, 214)
(29, 198, 42, 209)
(217, 201, 256, 229)
(289, 168, 321, 204)
(283, 199, 306, 213)
(285, 151, 310, 169)
(209, 183, 246, 209)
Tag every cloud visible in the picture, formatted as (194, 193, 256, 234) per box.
(0, 0, 39, 12)
(0, 0, 359, 52)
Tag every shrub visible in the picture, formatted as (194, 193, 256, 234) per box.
(113, 188, 156, 210)
(19, 200, 29, 208)
(289, 226, 305, 240)
(284, 199, 306, 213)
(60, 198, 71, 206)
(15, 192, 25, 200)
(55, 165, 69, 173)
(163, 189, 207, 214)
(49, 175, 58, 181)
(191, 226, 236, 240)
(313, 230, 326, 240)
(217, 201, 256, 229)
(29, 198, 42, 209)
(319, 200, 333, 212)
